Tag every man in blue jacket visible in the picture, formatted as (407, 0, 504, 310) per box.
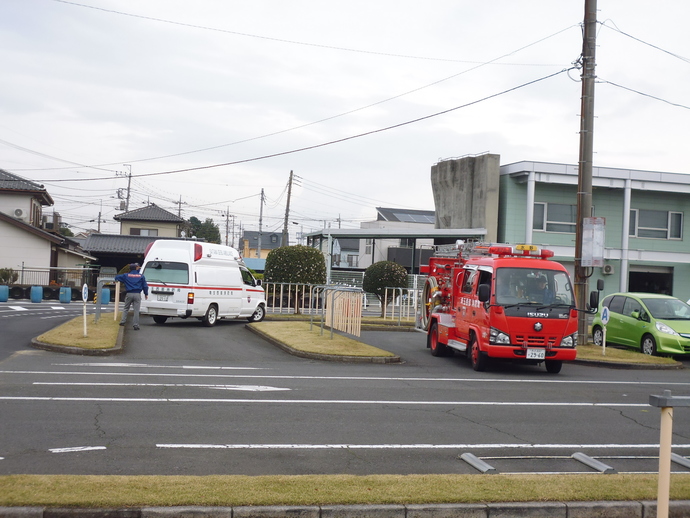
(115, 263, 149, 330)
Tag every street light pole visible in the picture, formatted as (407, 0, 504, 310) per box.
(575, 0, 597, 344)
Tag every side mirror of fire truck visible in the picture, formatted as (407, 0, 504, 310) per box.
(587, 279, 605, 313)
(478, 283, 490, 303)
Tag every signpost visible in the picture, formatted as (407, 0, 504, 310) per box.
(600, 306, 609, 356)
(81, 283, 89, 337)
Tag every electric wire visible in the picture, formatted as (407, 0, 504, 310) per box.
(38, 67, 573, 183)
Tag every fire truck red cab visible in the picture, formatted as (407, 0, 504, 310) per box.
(418, 243, 591, 374)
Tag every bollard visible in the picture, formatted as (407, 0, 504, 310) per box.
(30, 286, 42, 303)
(649, 390, 690, 518)
(59, 286, 71, 304)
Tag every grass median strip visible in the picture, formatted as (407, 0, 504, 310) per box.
(250, 321, 396, 357)
(36, 314, 120, 349)
(1, 474, 689, 507)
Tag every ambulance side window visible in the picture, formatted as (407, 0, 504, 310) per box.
(240, 268, 256, 286)
(462, 270, 477, 294)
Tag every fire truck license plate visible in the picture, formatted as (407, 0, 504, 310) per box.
(156, 295, 169, 301)
(526, 348, 545, 360)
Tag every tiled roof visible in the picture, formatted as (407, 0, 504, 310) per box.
(113, 203, 185, 223)
(82, 234, 163, 254)
(0, 169, 54, 205)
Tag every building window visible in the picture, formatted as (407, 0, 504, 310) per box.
(629, 209, 683, 239)
(533, 203, 577, 233)
(130, 228, 158, 236)
(346, 255, 358, 267)
(365, 239, 372, 255)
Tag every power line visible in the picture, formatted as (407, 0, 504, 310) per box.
(38, 68, 572, 183)
(598, 78, 690, 110)
(51, 0, 566, 66)
(599, 20, 690, 65)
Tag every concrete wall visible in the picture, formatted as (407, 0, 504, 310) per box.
(431, 154, 499, 242)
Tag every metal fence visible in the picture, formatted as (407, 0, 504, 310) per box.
(3, 266, 99, 288)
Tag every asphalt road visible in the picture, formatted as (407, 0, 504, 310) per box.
(1, 302, 690, 476)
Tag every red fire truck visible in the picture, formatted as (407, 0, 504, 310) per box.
(417, 242, 599, 373)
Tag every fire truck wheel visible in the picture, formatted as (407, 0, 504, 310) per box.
(592, 326, 604, 346)
(428, 323, 447, 357)
(545, 360, 562, 374)
(469, 334, 487, 371)
(421, 277, 440, 330)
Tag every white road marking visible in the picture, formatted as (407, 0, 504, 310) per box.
(3, 370, 690, 387)
(0, 396, 649, 406)
(35, 382, 290, 392)
(53, 363, 263, 370)
(50, 306, 66, 310)
(50, 446, 106, 453)
(156, 443, 690, 450)
(8, 306, 28, 311)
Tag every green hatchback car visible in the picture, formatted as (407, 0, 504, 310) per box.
(591, 292, 690, 356)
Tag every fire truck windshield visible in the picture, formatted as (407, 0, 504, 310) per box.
(495, 268, 574, 306)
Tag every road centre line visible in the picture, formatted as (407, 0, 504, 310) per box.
(156, 443, 690, 450)
(53, 363, 263, 370)
(3, 370, 690, 387)
(35, 382, 291, 392)
(0, 396, 649, 406)
(50, 446, 106, 453)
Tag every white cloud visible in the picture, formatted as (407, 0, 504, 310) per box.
(1, 0, 688, 238)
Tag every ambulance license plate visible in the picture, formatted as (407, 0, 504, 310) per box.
(157, 295, 169, 302)
(526, 348, 545, 360)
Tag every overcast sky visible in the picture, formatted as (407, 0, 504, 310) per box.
(2, 0, 689, 241)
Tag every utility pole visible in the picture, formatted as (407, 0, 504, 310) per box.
(575, 0, 597, 345)
(224, 207, 230, 247)
(257, 189, 264, 259)
(281, 170, 294, 246)
(176, 195, 187, 218)
(123, 164, 132, 212)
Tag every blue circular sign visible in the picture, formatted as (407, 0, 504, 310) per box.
(601, 306, 610, 325)
(82, 283, 89, 302)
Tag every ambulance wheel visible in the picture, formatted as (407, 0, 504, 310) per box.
(592, 326, 604, 347)
(202, 304, 218, 327)
(247, 304, 266, 323)
(152, 315, 168, 324)
(469, 333, 487, 371)
(428, 323, 448, 357)
(545, 360, 562, 374)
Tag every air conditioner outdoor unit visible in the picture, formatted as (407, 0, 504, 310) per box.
(13, 208, 26, 220)
(602, 264, 614, 275)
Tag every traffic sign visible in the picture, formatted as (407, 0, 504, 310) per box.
(82, 283, 89, 303)
(601, 306, 610, 325)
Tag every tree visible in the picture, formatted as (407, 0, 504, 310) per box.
(198, 218, 221, 243)
(264, 245, 326, 313)
(185, 216, 220, 243)
(362, 261, 409, 317)
(58, 226, 74, 237)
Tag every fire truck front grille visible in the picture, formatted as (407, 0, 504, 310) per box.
(514, 335, 558, 347)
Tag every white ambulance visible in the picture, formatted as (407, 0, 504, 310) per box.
(140, 239, 266, 326)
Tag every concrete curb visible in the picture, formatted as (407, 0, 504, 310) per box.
(30, 322, 125, 356)
(245, 324, 402, 364)
(2, 501, 690, 518)
(573, 357, 684, 370)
